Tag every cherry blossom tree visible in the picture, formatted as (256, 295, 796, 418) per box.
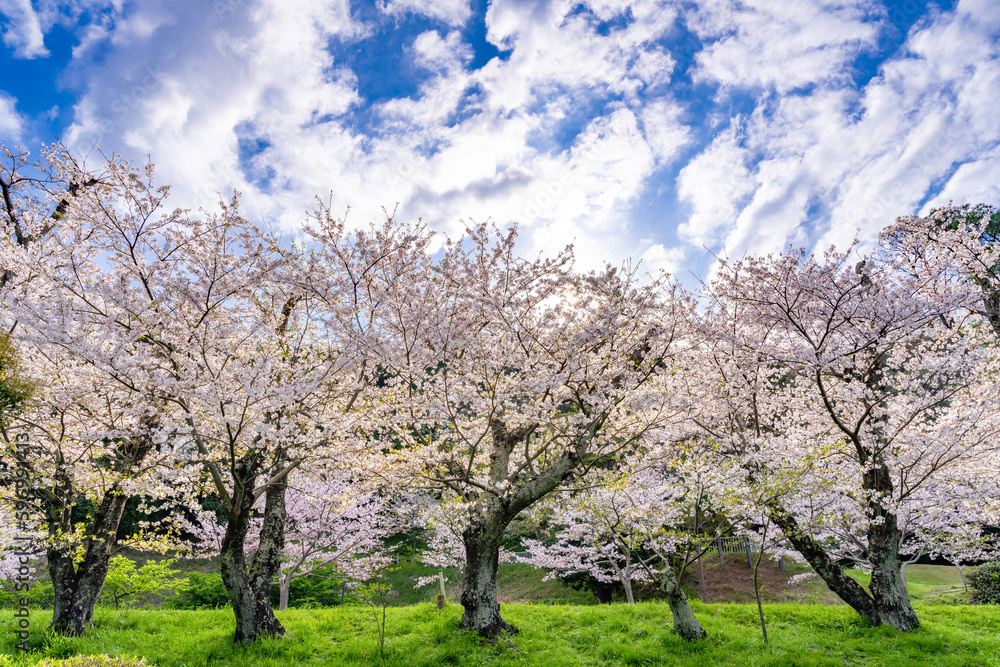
(520, 449, 747, 640)
(695, 244, 999, 631)
(886, 203, 1000, 335)
(0, 145, 195, 636)
(122, 203, 422, 643)
(369, 224, 694, 637)
(0, 142, 439, 643)
(185, 472, 397, 610)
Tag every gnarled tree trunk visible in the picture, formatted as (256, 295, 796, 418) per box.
(220, 475, 288, 644)
(767, 496, 917, 631)
(660, 566, 706, 640)
(460, 517, 516, 638)
(865, 463, 918, 631)
(767, 501, 881, 624)
(45, 423, 153, 637)
(48, 482, 131, 636)
(457, 418, 583, 638)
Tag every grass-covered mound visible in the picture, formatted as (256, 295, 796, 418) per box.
(2, 602, 999, 666)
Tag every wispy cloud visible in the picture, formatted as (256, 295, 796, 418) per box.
(0, 0, 48, 58)
(0, 93, 25, 140)
(1, 0, 997, 281)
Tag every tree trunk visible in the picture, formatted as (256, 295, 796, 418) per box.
(456, 418, 582, 638)
(767, 501, 881, 624)
(865, 466, 918, 631)
(661, 566, 707, 640)
(219, 477, 287, 644)
(278, 576, 290, 611)
(460, 517, 516, 638)
(751, 531, 768, 644)
(859, 358, 918, 631)
(611, 562, 635, 604)
(622, 580, 635, 605)
(868, 530, 916, 630)
(44, 415, 156, 636)
(48, 482, 131, 636)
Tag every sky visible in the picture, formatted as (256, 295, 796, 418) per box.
(1, 0, 999, 283)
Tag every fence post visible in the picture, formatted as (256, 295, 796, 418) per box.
(717, 538, 725, 569)
(744, 537, 752, 569)
(698, 555, 708, 603)
(437, 569, 447, 610)
(778, 556, 785, 572)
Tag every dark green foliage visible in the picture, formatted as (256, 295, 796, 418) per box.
(559, 571, 624, 604)
(277, 566, 351, 609)
(0, 580, 53, 608)
(163, 573, 229, 610)
(969, 561, 1000, 604)
(115, 497, 182, 544)
(166, 567, 349, 610)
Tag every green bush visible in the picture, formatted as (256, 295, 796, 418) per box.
(282, 565, 349, 608)
(0, 580, 54, 608)
(37, 657, 150, 667)
(165, 566, 351, 610)
(163, 572, 228, 610)
(969, 561, 1000, 604)
(101, 557, 186, 608)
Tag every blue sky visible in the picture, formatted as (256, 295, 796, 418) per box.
(1, 0, 999, 282)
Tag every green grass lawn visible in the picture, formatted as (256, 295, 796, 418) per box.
(842, 565, 969, 602)
(376, 561, 593, 607)
(2, 602, 999, 667)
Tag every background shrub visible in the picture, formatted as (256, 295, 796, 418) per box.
(969, 561, 1000, 604)
(0, 580, 54, 609)
(164, 568, 350, 610)
(163, 573, 228, 610)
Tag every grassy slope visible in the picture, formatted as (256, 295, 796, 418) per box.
(3, 602, 999, 667)
(842, 565, 968, 602)
(377, 562, 592, 607)
(63, 549, 967, 609)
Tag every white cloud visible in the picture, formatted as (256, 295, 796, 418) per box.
(676, 124, 756, 248)
(53, 0, 689, 274)
(0, 93, 25, 140)
(411, 30, 472, 73)
(640, 242, 686, 277)
(640, 99, 690, 165)
(687, 0, 882, 93)
(63, 0, 366, 216)
(672, 0, 1000, 267)
(929, 147, 1000, 210)
(0, 0, 48, 58)
(1, 0, 123, 59)
(381, 0, 472, 27)
(480, 0, 677, 112)
(41, 0, 998, 284)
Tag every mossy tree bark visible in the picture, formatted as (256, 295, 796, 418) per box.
(219, 461, 288, 644)
(458, 419, 586, 638)
(43, 427, 153, 637)
(660, 566, 707, 640)
(48, 476, 131, 636)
